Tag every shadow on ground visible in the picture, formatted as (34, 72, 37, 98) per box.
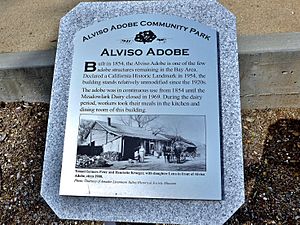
(226, 119, 300, 224)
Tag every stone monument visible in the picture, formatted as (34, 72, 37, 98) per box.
(41, 1, 244, 224)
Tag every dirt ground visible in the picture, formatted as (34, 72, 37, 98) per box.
(0, 102, 299, 224)
(1, 0, 300, 53)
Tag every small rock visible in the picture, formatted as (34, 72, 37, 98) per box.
(267, 187, 273, 192)
(292, 131, 300, 136)
(0, 132, 7, 142)
(268, 136, 273, 140)
(23, 102, 31, 108)
(17, 172, 21, 180)
(15, 106, 22, 113)
(245, 117, 255, 123)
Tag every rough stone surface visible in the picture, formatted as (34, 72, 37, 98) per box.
(41, 1, 244, 224)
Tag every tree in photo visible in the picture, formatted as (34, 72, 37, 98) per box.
(78, 120, 93, 144)
(119, 115, 159, 128)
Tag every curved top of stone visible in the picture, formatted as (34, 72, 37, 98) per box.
(60, 0, 236, 38)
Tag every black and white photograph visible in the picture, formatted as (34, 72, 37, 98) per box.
(76, 114, 206, 171)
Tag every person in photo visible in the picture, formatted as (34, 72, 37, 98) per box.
(162, 144, 168, 163)
(134, 150, 140, 162)
(139, 144, 145, 163)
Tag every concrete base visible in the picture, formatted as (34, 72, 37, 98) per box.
(239, 51, 300, 109)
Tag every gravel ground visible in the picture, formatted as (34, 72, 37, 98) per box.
(0, 102, 299, 224)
